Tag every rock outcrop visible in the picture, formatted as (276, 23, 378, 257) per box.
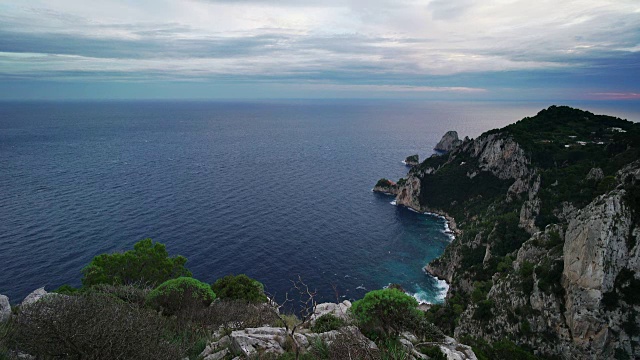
(0, 294, 10, 323)
(562, 188, 639, 359)
(373, 178, 399, 195)
(395, 173, 422, 210)
(404, 154, 420, 167)
(21, 287, 50, 307)
(311, 300, 352, 322)
(435, 131, 463, 152)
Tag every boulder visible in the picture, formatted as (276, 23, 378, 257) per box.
(311, 300, 351, 322)
(0, 294, 10, 322)
(229, 327, 288, 357)
(21, 287, 49, 307)
(586, 167, 604, 181)
(434, 131, 463, 152)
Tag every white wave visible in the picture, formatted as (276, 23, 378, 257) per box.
(435, 278, 450, 302)
(356, 285, 367, 291)
(410, 290, 431, 305)
(401, 160, 407, 165)
(390, 200, 397, 206)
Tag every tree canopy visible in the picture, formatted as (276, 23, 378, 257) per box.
(81, 238, 192, 287)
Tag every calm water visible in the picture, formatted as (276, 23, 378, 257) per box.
(1, 100, 638, 304)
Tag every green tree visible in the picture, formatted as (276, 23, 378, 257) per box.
(146, 277, 216, 316)
(81, 238, 191, 287)
(350, 288, 419, 338)
(211, 274, 268, 303)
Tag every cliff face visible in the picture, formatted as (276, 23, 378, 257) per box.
(434, 131, 463, 152)
(383, 107, 640, 359)
(561, 164, 640, 358)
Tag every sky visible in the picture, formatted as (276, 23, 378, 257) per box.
(0, 0, 639, 100)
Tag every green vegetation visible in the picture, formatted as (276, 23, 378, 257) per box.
(375, 178, 395, 188)
(462, 337, 542, 360)
(147, 277, 216, 315)
(12, 293, 185, 360)
(311, 314, 345, 333)
(602, 268, 640, 310)
(498, 106, 640, 228)
(404, 154, 419, 164)
(82, 238, 191, 287)
(211, 273, 268, 303)
(350, 288, 419, 339)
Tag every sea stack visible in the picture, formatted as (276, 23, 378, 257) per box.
(404, 154, 419, 167)
(434, 130, 462, 152)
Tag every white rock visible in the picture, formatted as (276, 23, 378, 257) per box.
(21, 287, 49, 307)
(0, 294, 10, 323)
(311, 300, 352, 322)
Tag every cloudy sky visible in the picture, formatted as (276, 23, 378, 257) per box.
(1, 0, 639, 100)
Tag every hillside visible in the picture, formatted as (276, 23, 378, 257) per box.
(379, 106, 640, 359)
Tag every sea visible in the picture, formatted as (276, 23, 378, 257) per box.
(1, 100, 638, 304)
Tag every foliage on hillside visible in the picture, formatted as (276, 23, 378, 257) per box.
(81, 238, 191, 287)
(211, 274, 268, 303)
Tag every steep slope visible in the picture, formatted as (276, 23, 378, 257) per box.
(378, 106, 640, 359)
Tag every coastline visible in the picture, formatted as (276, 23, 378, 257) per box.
(375, 187, 456, 304)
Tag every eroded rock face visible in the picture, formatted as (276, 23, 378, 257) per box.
(0, 294, 10, 323)
(466, 134, 529, 180)
(586, 167, 604, 181)
(21, 287, 49, 307)
(435, 131, 463, 152)
(562, 190, 639, 358)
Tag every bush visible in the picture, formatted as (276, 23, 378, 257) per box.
(351, 288, 419, 338)
(52, 284, 80, 295)
(12, 293, 184, 359)
(147, 277, 216, 315)
(176, 299, 280, 332)
(82, 238, 192, 287)
(328, 329, 381, 359)
(312, 314, 346, 333)
(88, 283, 151, 307)
(473, 300, 494, 321)
(211, 274, 268, 303)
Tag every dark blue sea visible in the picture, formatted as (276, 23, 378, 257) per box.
(1, 100, 638, 304)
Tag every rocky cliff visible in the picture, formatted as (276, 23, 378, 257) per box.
(434, 131, 463, 152)
(380, 106, 640, 359)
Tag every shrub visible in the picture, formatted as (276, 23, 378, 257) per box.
(328, 329, 381, 359)
(411, 314, 445, 342)
(82, 238, 192, 287)
(88, 283, 151, 307)
(147, 277, 216, 315)
(52, 284, 79, 295)
(351, 288, 419, 338)
(211, 274, 268, 303)
(176, 299, 280, 332)
(12, 293, 184, 359)
(473, 300, 494, 321)
(312, 314, 346, 333)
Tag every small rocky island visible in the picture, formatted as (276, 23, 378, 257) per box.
(404, 154, 419, 167)
(433, 130, 462, 152)
(374, 106, 640, 360)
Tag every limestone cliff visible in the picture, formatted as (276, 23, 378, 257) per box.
(434, 131, 463, 152)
